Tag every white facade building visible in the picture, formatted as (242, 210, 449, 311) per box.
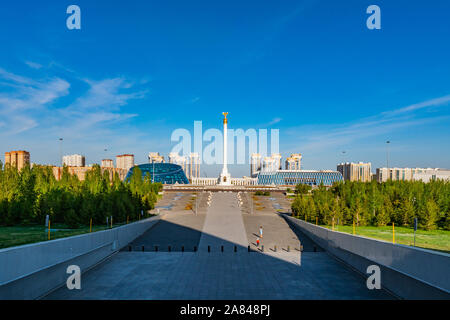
(376, 167, 450, 183)
(231, 177, 258, 186)
(101, 159, 114, 168)
(258, 153, 283, 173)
(413, 168, 450, 183)
(116, 154, 134, 171)
(190, 177, 257, 186)
(187, 152, 200, 180)
(149, 152, 165, 164)
(62, 154, 85, 167)
(250, 153, 262, 177)
(285, 153, 302, 170)
(169, 152, 187, 172)
(337, 162, 372, 182)
(271, 153, 282, 171)
(262, 156, 275, 172)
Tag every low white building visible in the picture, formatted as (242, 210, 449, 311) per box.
(413, 168, 450, 183)
(376, 167, 450, 183)
(190, 176, 257, 186)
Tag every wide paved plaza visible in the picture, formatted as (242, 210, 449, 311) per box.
(45, 192, 392, 299)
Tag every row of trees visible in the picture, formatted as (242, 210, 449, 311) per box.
(291, 180, 450, 230)
(0, 162, 162, 228)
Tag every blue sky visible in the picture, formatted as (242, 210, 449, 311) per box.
(0, 0, 449, 177)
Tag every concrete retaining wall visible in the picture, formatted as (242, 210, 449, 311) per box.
(283, 215, 450, 299)
(0, 215, 162, 299)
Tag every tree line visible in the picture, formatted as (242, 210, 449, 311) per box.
(291, 180, 450, 230)
(0, 162, 162, 228)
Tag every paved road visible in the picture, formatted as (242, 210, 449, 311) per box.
(45, 191, 393, 300)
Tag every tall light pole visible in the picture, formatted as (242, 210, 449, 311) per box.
(386, 140, 391, 181)
(340, 151, 347, 180)
(59, 138, 63, 166)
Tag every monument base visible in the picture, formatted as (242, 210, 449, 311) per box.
(218, 172, 232, 185)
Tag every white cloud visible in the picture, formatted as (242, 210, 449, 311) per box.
(0, 69, 70, 134)
(25, 61, 43, 70)
(190, 97, 200, 104)
(0, 67, 148, 149)
(282, 94, 450, 155)
(268, 117, 282, 125)
(382, 95, 450, 116)
(69, 78, 147, 111)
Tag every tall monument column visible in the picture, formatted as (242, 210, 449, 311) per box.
(218, 112, 231, 185)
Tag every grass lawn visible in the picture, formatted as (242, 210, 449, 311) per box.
(318, 224, 450, 253)
(0, 221, 137, 249)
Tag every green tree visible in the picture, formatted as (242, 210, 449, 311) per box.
(421, 199, 439, 230)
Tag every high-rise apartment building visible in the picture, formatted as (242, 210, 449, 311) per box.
(271, 153, 282, 171)
(250, 153, 262, 177)
(285, 153, 302, 170)
(101, 159, 114, 168)
(262, 156, 275, 172)
(116, 154, 134, 171)
(337, 162, 372, 182)
(63, 154, 85, 167)
(261, 153, 282, 173)
(168, 152, 187, 172)
(148, 152, 165, 164)
(187, 152, 200, 180)
(4, 150, 30, 170)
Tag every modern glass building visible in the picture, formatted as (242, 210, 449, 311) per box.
(125, 163, 189, 184)
(256, 170, 343, 186)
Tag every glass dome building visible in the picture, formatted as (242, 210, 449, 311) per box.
(125, 163, 189, 184)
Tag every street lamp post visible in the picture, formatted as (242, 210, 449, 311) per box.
(59, 138, 63, 166)
(386, 140, 391, 180)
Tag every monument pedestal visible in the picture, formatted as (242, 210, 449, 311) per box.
(218, 171, 231, 185)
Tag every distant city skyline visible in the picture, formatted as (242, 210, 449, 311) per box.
(1, 0, 450, 177)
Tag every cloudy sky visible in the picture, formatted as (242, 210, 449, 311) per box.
(0, 0, 449, 177)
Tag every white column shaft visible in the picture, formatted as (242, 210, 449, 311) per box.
(223, 122, 228, 173)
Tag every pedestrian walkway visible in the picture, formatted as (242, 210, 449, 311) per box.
(198, 192, 248, 252)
